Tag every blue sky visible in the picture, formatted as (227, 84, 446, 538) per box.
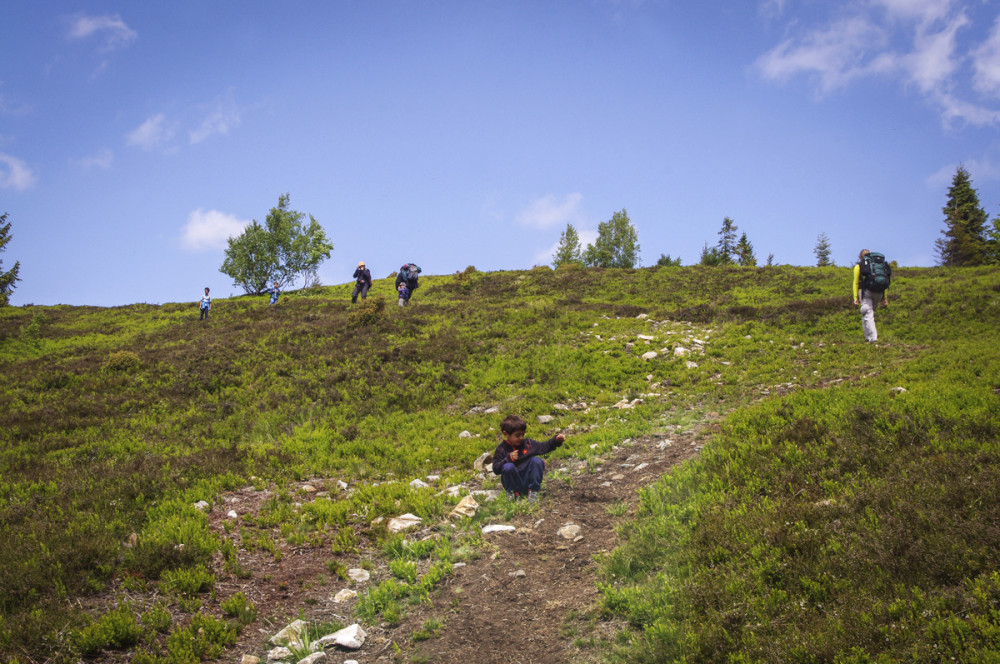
(2, 0, 999, 306)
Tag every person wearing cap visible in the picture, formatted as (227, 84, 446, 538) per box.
(351, 261, 372, 304)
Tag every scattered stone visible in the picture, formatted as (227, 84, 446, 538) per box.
(297, 652, 326, 664)
(125, 532, 138, 548)
(471, 489, 501, 502)
(637, 313, 649, 319)
(449, 495, 479, 518)
(482, 524, 516, 534)
(426, 475, 440, 482)
(336, 480, 348, 490)
(537, 414, 555, 424)
(242, 655, 260, 664)
(459, 430, 473, 439)
(315, 624, 366, 650)
(641, 351, 658, 360)
(387, 513, 422, 532)
(889, 386, 908, 394)
(557, 524, 581, 539)
(509, 569, 527, 578)
(267, 647, 293, 663)
(333, 589, 358, 603)
(347, 568, 370, 583)
(553, 403, 570, 410)
(227, 510, 238, 519)
(484, 406, 499, 414)
(673, 347, 690, 358)
(633, 462, 649, 472)
(302, 484, 317, 493)
(473, 452, 493, 471)
(685, 361, 699, 369)
(658, 439, 673, 449)
(611, 473, 625, 481)
(409, 479, 430, 489)
(193, 500, 210, 511)
(270, 619, 309, 648)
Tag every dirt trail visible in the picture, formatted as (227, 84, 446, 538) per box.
(213, 425, 707, 664)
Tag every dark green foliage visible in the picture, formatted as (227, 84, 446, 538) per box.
(553, 223, 583, 267)
(583, 209, 640, 268)
(716, 217, 738, 265)
(814, 231, 833, 266)
(735, 232, 756, 267)
(936, 166, 990, 266)
(656, 253, 682, 267)
(220, 193, 333, 294)
(0, 212, 21, 307)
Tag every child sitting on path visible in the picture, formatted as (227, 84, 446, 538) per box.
(491, 414, 566, 501)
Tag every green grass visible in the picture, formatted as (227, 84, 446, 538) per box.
(1, 264, 998, 662)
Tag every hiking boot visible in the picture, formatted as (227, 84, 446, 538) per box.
(527, 491, 539, 503)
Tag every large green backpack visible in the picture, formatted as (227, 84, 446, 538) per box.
(860, 252, 891, 292)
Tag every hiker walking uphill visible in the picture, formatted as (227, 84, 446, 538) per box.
(853, 249, 890, 343)
(351, 261, 372, 304)
(395, 263, 421, 302)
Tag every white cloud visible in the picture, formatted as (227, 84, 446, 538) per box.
(0, 153, 37, 190)
(73, 148, 113, 171)
(972, 17, 1000, 96)
(180, 209, 249, 252)
(126, 114, 175, 151)
(189, 94, 242, 144)
(515, 193, 584, 229)
(757, 2, 1000, 126)
(67, 14, 137, 52)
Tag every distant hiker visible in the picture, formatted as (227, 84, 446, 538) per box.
(492, 414, 565, 501)
(199, 287, 211, 320)
(266, 281, 281, 306)
(352, 261, 372, 304)
(394, 263, 421, 302)
(853, 249, 890, 343)
(397, 280, 410, 307)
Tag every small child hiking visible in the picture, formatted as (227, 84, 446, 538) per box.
(491, 414, 565, 501)
(397, 280, 410, 307)
(199, 287, 211, 320)
(267, 281, 280, 306)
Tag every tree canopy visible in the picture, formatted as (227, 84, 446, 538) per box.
(935, 166, 989, 266)
(735, 232, 757, 267)
(814, 232, 833, 267)
(716, 217, 739, 265)
(582, 209, 640, 268)
(552, 223, 583, 267)
(220, 194, 333, 295)
(0, 212, 21, 307)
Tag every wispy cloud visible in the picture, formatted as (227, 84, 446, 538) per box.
(72, 148, 113, 171)
(180, 209, 249, 252)
(126, 114, 176, 151)
(0, 153, 37, 190)
(515, 193, 584, 229)
(67, 14, 137, 52)
(756, 0, 1000, 126)
(189, 93, 243, 145)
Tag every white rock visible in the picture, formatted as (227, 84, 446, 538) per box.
(346, 568, 370, 583)
(673, 347, 690, 358)
(267, 647, 293, 663)
(557, 524, 581, 539)
(270, 619, 309, 647)
(637, 334, 654, 341)
(890, 386, 908, 394)
(242, 656, 261, 664)
(302, 484, 317, 493)
(482, 524, 516, 534)
(336, 480, 348, 490)
(553, 403, 570, 410)
(637, 313, 649, 319)
(473, 452, 493, 471)
(641, 351, 658, 360)
(316, 624, 366, 650)
(509, 569, 527, 578)
(471, 489, 501, 502)
(685, 361, 699, 369)
(633, 462, 649, 472)
(333, 589, 358, 603)
(459, 430, 473, 439)
(484, 406, 499, 414)
(449, 495, 479, 519)
(193, 500, 210, 511)
(296, 653, 326, 664)
(426, 475, 440, 481)
(537, 414, 554, 424)
(387, 513, 422, 532)
(227, 510, 238, 519)
(409, 479, 430, 489)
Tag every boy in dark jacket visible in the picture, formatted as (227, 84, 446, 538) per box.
(492, 414, 565, 501)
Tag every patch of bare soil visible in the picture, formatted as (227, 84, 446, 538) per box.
(204, 425, 707, 664)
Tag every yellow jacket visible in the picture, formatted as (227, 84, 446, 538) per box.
(853, 263, 888, 304)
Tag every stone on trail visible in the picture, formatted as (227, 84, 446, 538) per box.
(482, 524, 516, 534)
(242, 656, 260, 664)
(296, 653, 326, 664)
(387, 513, 422, 532)
(673, 346, 690, 358)
(537, 414, 554, 424)
(557, 524, 581, 539)
(459, 430, 473, 438)
(347, 568, 370, 583)
(267, 646, 293, 663)
(409, 479, 430, 489)
(270, 619, 309, 648)
(449, 495, 479, 519)
(641, 350, 658, 360)
(315, 624, 366, 650)
(333, 588, 358, 603)
(473, 452, 493, 471)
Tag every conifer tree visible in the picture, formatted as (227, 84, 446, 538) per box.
(935, 166, 989, 266)
(582, 209, 640, 268)
(552, 223, 583, 267)
(735, 232, 757, 266)
(814, 232, 833, 267)
(716, 217, 738, 265)
(0, 212, 21, 307)
(656, 253, 682, 267)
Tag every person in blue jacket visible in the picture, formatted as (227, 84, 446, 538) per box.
(491, 414, 566, 501)
(266, 281, 280, 305)
(199, 287, 211, 320)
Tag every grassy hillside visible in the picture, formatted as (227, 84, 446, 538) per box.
(1, 264, 998, 663)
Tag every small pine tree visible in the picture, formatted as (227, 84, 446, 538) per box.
(552, 223, 583, 267)
(656, 253, 682, 267)
(0, 212, 21, 306)
(936, 166, 989, 266)
(716, 217, 738, 265)
(699, 243, 723, 266)
(735, 232, 757, 266)
(814, 232, 833, 267)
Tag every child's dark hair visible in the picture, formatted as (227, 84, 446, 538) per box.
(500, 414, 527, 435)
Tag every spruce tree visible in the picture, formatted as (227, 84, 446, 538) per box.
(552, 223, 583, 267)
(0, 212, 21, 306)
(935, 166, 989, 266)
(716, 217, 738, 265)
(735, 232, 757, 266)
(814, 232, 833, 267)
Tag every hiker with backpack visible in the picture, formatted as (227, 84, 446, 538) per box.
(394, 263, 421, 302)
(853, 249, 890, 343)
(351, 261, 372, 304)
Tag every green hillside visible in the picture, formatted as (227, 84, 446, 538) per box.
(2, 265, 999, 663)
